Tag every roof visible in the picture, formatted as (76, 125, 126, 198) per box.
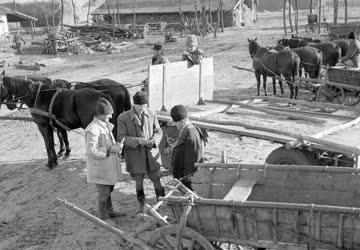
(0, 6, 37, 22)
(92, 0, 235, 15)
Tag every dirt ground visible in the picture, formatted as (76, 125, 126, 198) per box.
(0, 10, 359, 250)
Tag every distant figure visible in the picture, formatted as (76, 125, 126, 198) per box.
(339, 31, 360, 68)
(141, 43, 170, 93)
(12, 31, 25, 54)
(182, 35, 206, 66)
(152, 43, 170, 65)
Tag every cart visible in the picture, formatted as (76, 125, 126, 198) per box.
(328, 22, 360, 40)
(57, 163, 360, 249)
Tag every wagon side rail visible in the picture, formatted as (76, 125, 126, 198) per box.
(161, 195, 360, 249)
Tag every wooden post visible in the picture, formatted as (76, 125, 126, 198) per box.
(201, 0, 207, 36)
(334, 0, 338, 25)
(71, 0, 77, 26)
(179, 0, 184, 36)
(344, 0, 348, 23)
(288, 0, 293, 32)
(318, 0, 322, 34)
(283, 0, 287, 36)
(33, 0, 37, 32)
(310, 0, 313, 14)
(60, 0, 64, 31)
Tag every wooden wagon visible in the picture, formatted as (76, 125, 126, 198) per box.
(329, 22, 360, 40)
(58, 163, 360, 249)
(157, 163, 360, 249)
(295, 67, 360, 107)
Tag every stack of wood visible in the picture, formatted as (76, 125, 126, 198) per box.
(147, 22, 166, 35)
(128, 24, 149, 39)
(66, 25, 134, 39)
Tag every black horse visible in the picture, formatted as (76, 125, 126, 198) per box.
(0, 75, 129, 169)
(292, 46, 323, 78)
(19, 77, 132, 157)
(278, 38, 309, 48)
(248, 38, 300, 99)
(308, 42, 341, 66)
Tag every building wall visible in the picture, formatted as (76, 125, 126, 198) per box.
(98, 10, 233, 27)
(0, 14, 9, 39)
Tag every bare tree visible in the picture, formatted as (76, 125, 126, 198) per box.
(344, 0, 348, 23)
(52, 0, 55, 30)
(87, 0, 91, 25)
(208, 0, 212, 27)
(194, 0, 200, 34)
(283, 0, 287, 36)
(334, 0, 338, 25)
(133, 0, 136, 25)
(117, 0, 120, 24)
(288, 0, 293, 32)
(214, 0, 221, 38)
(71, 0, 77, 26)
(178, 0, 185, 36)
(60, 0, 64, 30)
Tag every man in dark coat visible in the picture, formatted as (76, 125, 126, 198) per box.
(340, 31, 360, 68)
(117, 91, 165, 213)
(169, 105, 204, 190)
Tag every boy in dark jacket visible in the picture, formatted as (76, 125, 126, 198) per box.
(168, 105, 204, 190)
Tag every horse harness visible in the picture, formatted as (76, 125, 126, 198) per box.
(29, 84, 72, 132)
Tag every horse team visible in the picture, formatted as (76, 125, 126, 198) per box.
(248, 36, 349, 98)
(0, 72, 131, 169)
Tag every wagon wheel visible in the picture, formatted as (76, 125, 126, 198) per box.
(315, 86, 345, 105)
(147, 225, 215, 250)
(343, 91, 360, 106)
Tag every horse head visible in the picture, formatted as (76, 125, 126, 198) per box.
(2, 76, 36, 110)
(248, 38, 260, 59)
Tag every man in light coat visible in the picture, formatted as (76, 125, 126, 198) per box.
(85, 98, 124, 220)
(117, 91, 165, 213)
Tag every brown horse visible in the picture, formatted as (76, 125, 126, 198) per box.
(308, 42, 341, 66)
(248, 38, 300, 99)
(0, 74, 129, 169)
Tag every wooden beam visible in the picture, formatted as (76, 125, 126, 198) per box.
(258, 95, 360, 112)
(56, 198, 153, 250)
(206, 99, 326, 123)
(283, 0, 287, 35)
(286, 116, 360, 150)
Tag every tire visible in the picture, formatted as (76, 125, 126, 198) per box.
(147, 225, 215, 250)
(266, 146, 317, 165)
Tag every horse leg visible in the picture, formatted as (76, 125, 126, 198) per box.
(272, 78, 277, 96)
(37, 124, 58, 169)
(278, 80, 284, 96)
(255, 72, 261, 96)
(262, 74, 267, 96)
(56, 129, 65, 157)
(59, 129, 71, 158)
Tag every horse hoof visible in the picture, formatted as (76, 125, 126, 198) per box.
(46, 163, 55, 169)
(57, 152, 64, 157)
(64, 150, 71, 158)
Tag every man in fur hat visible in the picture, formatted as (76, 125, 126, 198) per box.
(167, 105, 205, 190)
(117, 91, 165, 213)
(85, 98, 124, 220)
(182, 35, 206, 66)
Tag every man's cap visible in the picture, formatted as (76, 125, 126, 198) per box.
(170, 105, 188, 122)
(96, 98, 113, 115)
(133, 91, 148, 105)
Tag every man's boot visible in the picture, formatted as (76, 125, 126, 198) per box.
(155, 187, 166, 202)
(136, 189, 145, 214)
(107, 197, 126, 218)
(98, 200, 108, 220)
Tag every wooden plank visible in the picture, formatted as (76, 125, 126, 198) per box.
(286, 116, 360, 150)
(206, 99, 326, 123)
(223, 179, 257, 201)
(257, 95, 360, 112)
